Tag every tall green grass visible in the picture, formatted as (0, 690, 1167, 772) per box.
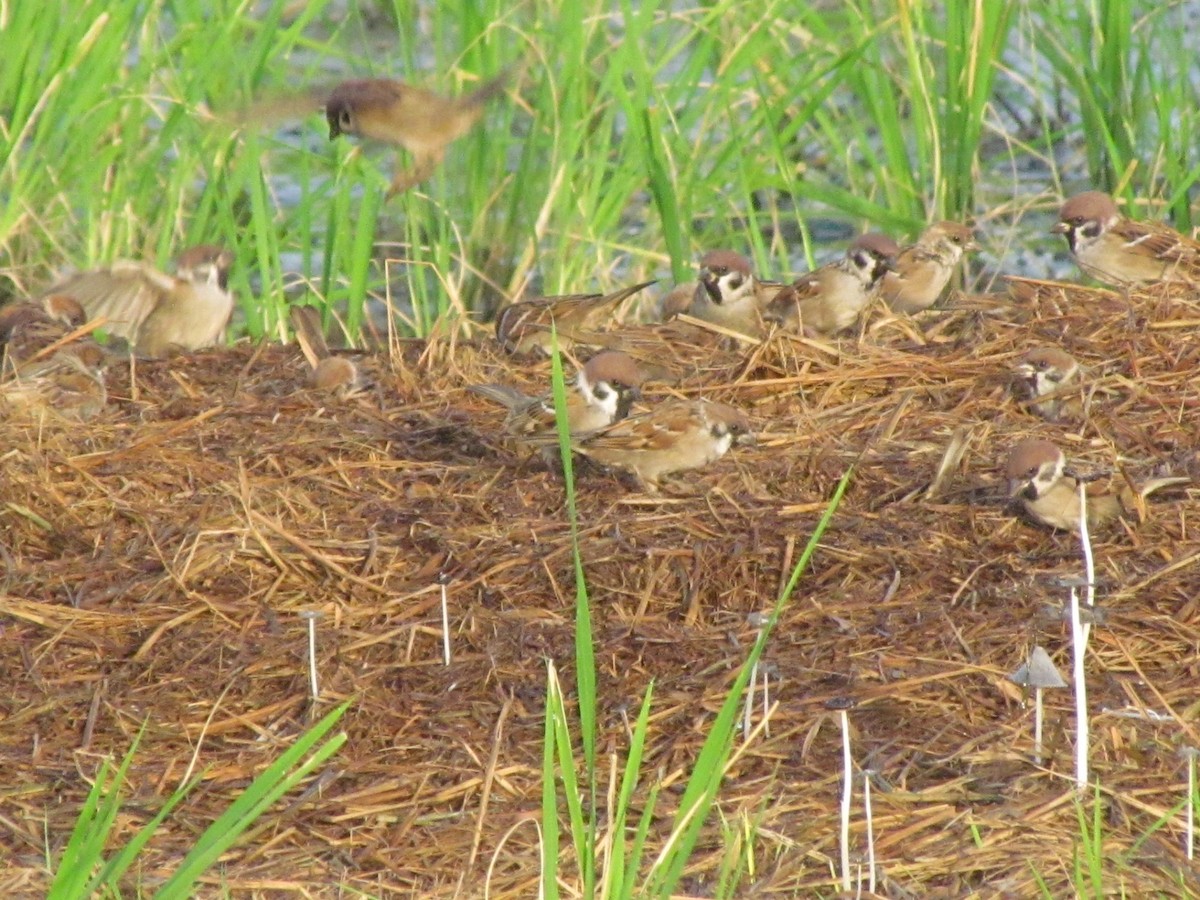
(3, 0, 1197, 334)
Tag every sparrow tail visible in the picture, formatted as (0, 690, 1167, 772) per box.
(467, 383, 529, 410)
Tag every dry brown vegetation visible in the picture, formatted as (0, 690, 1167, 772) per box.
(2, 280, 1199, 897)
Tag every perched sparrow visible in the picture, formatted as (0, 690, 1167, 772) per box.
(1, 342, 108, 421)
(290, 305, 361, 395)
(469, 350, 645, 445)
(44, 245, 234, 358)
(684, 249, 783, 337)
(1006, 438, 1188, 533)
(765, 233, 898, 335)
(574, 398, 755, 489)
(495, 280, 654, 356)
(1052, 190, 1200, 285)
(882, 221, 979, 313)
(1, 295, 87, 370)
(1012, 347, 1083, 422)
(326, 71, 511, 195)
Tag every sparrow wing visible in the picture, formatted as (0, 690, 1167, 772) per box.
(289, 305, 330, 369)
(580, 401, 697, 453)
(497, 281, 655, 348)
(46, 262, 171, 341)
(1110, 219, 1200, 272)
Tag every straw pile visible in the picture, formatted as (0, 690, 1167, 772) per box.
(2, 278, 1198, 897)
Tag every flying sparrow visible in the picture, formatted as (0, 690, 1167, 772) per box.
(326, 70, 512, 196)
(495, 280, 655, 356)
(882, 221, 979, 313)
(1012, 347, 1083, 422)
(684, 249, 783, 337)
(765, 233, 898, 335)
(2, 342, 108, 422)
(469, 350, 646, 445)
(1052, 190, 1200, 286)
(289, 305, 362, 395)
(43, 245, 234, 358)
(574, 398, 755, 489)
(1005, 438, 1189, 533)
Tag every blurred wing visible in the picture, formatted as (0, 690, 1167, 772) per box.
(289, 305, 329, 368)
(219, 88, 330, 130)
(47, 262, 168, 340)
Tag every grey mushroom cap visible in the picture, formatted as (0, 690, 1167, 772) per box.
(1009, 645, 1067, 689)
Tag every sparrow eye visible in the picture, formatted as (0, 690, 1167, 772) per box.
(713, 266, 729, 277)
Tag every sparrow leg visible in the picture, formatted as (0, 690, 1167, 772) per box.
(386, 150, 445, 198)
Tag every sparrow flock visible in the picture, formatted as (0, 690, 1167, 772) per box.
(1, 62, 1193, 532)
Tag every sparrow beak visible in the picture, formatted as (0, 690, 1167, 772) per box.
(735, 432, 757, 447)
(1050, 221, 1070, 235)
(1008, 478, 1035, 500)
(881, 255, 898, 273)
(965, 238, 981, 252)
(697, 272, 722, 305)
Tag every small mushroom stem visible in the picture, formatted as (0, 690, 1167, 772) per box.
(300, 611, 320, 702)
(839, 708, 852, 892)
(439, 578, 451, 666)
(863, 771, 876, 893)
(742, 614, 766, 742)
(1033, 687, 1045, 765)
(1077, 481, 1096, 630)
(761, 667, 770, 737)
(1187, 750, 1197, 861)
(1068, 584, 1089, 793)
(742, 658, 759, 742)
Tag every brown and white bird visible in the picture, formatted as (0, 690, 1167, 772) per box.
(882, 221, 979, 313)
(682, 249, 783, 337)
(765, 233, 898, 335)
(325, 72, 511, 195)
(290, 305, 361, 395)
(1012, 347, 1083, 422)
(231, 69, 512, 196)
(1, 342, 108, 422)
(1, 295, 87, 372)
(470, 350, 646, 445)
(574, 398, 755, 489)
(44, 245, 234, 358)
(1005, 438, 1188, 533)
(1052, 190, 1200, 286)
(495, 280, 654, 356)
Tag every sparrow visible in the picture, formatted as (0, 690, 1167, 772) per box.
(1005, 438, 1189, 533)
(325, 71, 511, 195)
(290, 305, 361, 395)
(1011, 347, 1083, 422)
(547, 316, 742, 383)
(496, 280, 655, 356)
(881, 221, 979, 313)
(1, 295, 87, 371)
(469, 350, 646, 445)
(574, 398, 755, 489)
(764, 233, 898, 335)
(1052, 190, 1200, 285)
(43, 245, 234, 358)
(685, 249, 783, 336)
(1, 342, 108, 421)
